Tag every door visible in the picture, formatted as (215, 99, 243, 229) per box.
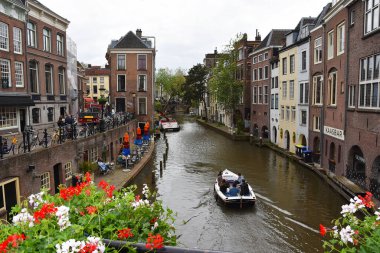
(53, 164, 61, 194)
(116, 98, 125, 112)
(3, 180, 19, 221)
(19, 109, 26, 132)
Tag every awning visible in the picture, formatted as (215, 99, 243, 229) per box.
(0, 95, 35, 106)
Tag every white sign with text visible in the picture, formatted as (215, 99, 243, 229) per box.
(324, 126, 345, 141)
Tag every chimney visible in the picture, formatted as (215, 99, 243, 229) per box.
(136, 29, 142, 38)
(255, 30, 261, 41)
(214, 47, 218, 55)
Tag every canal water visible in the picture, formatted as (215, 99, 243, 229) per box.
(130, 117, 347, 253)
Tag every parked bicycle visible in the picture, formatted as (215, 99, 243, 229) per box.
(0, 133, 18, 156)
(18, 129, 51, 153)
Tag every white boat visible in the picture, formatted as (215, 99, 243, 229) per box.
(159, 118, 180, 131)
(214, 169, 256, 206)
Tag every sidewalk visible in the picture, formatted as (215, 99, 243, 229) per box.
(94, 142, 155, 191)
(196, 119, 250, 141)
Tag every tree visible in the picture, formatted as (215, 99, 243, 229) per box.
(209, 35, 243, 127)
(183, 64, 209, 118)
(156, 68, 186, 113)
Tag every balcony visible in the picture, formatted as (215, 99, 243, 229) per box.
(47, 95, 55, 101)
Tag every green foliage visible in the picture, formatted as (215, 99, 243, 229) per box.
(209, 34, 244, 113)
(78, 161, 97, 173)
(236, 119, 244, 135)
(156, 68, 186, 103)
(154, 100, 163, 112)
(182, 64, 208, 107)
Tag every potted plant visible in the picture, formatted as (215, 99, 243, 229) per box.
(78, 161, 97, 180)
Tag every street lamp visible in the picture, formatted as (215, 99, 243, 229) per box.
(131, 92, 136, 117)
(98, 87, 108, 132)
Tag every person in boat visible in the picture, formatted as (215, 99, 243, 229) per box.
(240, 179, 250, 196)
(236, 173, 244, 185)
(228, 182, 240, 197)
(219, 179, 229, 194)
(217, 171, 223, 186)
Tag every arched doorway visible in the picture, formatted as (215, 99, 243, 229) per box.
(370, 156, 380, 199)
(346, 145, 366, 189)
(271, 126, 277, 144)
(313, 136, 321, 164)
(298, 134, 307, 146)
(262, 125, 269, 139)
(284, 130, 290, 150)
(329, 142, 336, 173)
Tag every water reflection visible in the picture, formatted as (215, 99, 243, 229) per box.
(130, 118, 346, 252)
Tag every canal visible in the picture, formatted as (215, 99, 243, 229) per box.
(131, 117, 346, 253)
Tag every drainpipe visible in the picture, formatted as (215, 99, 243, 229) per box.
(320, 23, 326, 170)
(344, 8, 350, 177)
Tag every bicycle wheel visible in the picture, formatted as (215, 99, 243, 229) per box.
(18, 142, 26, 154)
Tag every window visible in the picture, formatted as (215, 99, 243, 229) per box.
(47, 107, 54, 122)
(238, 48, 244, 60)
(29, 61, 38, 93)
(45, 65, 53, 94)
(93, 85, 97, 94)
(264, 66, 269, 79)
(286, 106, 290, 121)
(275, 77, 278, 88)
(0, 59, 11, 88)
(301, 51, 307, 71)
(290, 55, 295, 73)
(27, 22, 36, 47)
(329, 71, 337, 105)
(314, 37, 322, 64)
(58, 68, 65, 94)
(301, 110, 307, 125)
(258, 54, 263, 62)
(258, 86, 263, 104)
(282, 57, 287, 75)
(253, 57, 257, 64)
(138, 97, 147, 115)
(348, 85, 355, 107)
(43, 28, 51, 52)
(337, 23, 345, 55)
(258, 68, 263, 80)
(89, 147, 98, 162)
(299, 82, 309, 104)
(40, 172, 50, 190)
(271, 77, 274, 88)
(365, 0, 379, 34)
(0, 107, 17, 129)
(253, 69, 257, 81)
(264, 85, 269, 104)
(359, 54, 380, 108)
(253, 86, 258, 104)
(57, 34, 64, 56)
(328, 30, 334, 60)
(275, 94, 279, 109)
(282, 81, 287, 98)
(289, 80, 294, 99)
(313, 75, 323, 105)
(264, 52, 269, 60)
(350, 9, 355, 25)
(117, 54, 126, 70)
(92, 77, 97, 83)
(13, 27, 22, 53)
(32, 108, 40, 124)
(313, 116, 321, 131)
(271, 94, 274, 109)
(281, 106, 284, 120)
(100, 77, 104, 83)
(15, 62, 24, 87)
(0, 22, 8, 51)
(64, 162, 72, 180)
(291, 106, 296, 122)
(138, 75, 147, 91)
(138, 55, 147, 70)
(117, 75, 126, 91)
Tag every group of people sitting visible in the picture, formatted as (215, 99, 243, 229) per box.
(217, 172, 250, 197)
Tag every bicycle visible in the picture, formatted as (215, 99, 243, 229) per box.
(0, 132, 18, 156)
(18, 129, 51, 153)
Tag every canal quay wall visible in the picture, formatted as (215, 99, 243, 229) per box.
(196, 119, 371, 204)
(0, 121, 137, 201)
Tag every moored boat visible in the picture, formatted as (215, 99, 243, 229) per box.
(159, 118, 180, 131)
(214, 169, 256, 206)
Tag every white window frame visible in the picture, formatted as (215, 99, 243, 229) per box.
(89, 147, 98, 162)
(45, 64, 53, 94)
(299, 82, 309, 104)
(0, 107, 17, 129)
(0, 59, 11, 88)
(253, 69, 257, 81)
(29, 61, 39, 93)
(27, 22, 36, 47)
(138, 97, 147, 115)
(137, 54, 147, 70)
(300, 110, 307, 126)
(15, 62, 24, 87)
(314, 37, 322, 64)
(291, 106, 296, 122)
(264, 65, 269, 79)
(13, 27, 22, 54)
(57, 34, 64, 56)
(43, 28, 51, 52)
(58, 67, 65, 95)
(359, 54, 380, 108)
(0, 22, 9, 51)
(253, 86, 257, 104)
(313, 75, 323, 105)
(289, 80, 294, 100)
(264, 85, 269, 104)
(286, 106, 290, 121)
(117, 74, 126, 91)
(253, 57, 258, 64)
(364, 0, 380, 34)
(290, 55, 295, 74)
(137, 74, 147, 91)
(282, 81, 287, 98)
(100, 76, 104, 83)
(337, 23, 345, 56)
(301, 50, 307, 71)
(348, 85, 355, 108)
(40, 172, 50, 190)
(64, 162, 72, 181)
(313, 116, 321, 132)
(329, 71, 338, 106)
(327, 30, 334, 60)
(275, 93, 279, 109)
(117, 54, 126, 70)
(282, 57, 287, 75)
(258, 86, 263, 104)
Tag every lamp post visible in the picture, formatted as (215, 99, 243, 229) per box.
(98, 87, 108, 131)
(131, 92, 136, 117)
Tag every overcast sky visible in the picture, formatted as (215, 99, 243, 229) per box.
(38, 0, 330, 71)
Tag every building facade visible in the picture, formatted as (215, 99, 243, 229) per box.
(84, 66, 110, 103)
(107, 29, 155, 126)
(26, 0, 70, 129)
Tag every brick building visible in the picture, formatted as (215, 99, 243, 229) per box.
(106, 29, 155, 127)
(0, 0, 33, 135)
(345, 0, 380, 196)
(26, 0, 70, 129)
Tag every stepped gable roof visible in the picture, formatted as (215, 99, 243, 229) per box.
(255, 29, 292, 51)
(112, 31, 149, 49)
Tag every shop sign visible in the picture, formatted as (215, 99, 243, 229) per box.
(323, 126, 344, 141)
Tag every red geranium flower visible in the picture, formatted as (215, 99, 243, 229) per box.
(0, 233, 26, 252)
(358, 192, 375, 208)
(319, 224, 327, 237)
(150, 217, 158, 224)
(118, 228, 134, 239)
(146, 233, 164, 250)
(86, 206, 97, 215)
(79, 243, 97, 253)
(33, 203, 57, 223)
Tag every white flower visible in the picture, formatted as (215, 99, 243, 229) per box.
(339, 225, 355, 244)
(56, 237, 105, 253)
(332, 226, 339, 238)
(375, 208, 380, 220)
(28, 192, 45, 209)
(12, 208, 34, 227)
(151, 221, 159, 230)
(55, 206, 71, 231)
(341, 197, 364, 217)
